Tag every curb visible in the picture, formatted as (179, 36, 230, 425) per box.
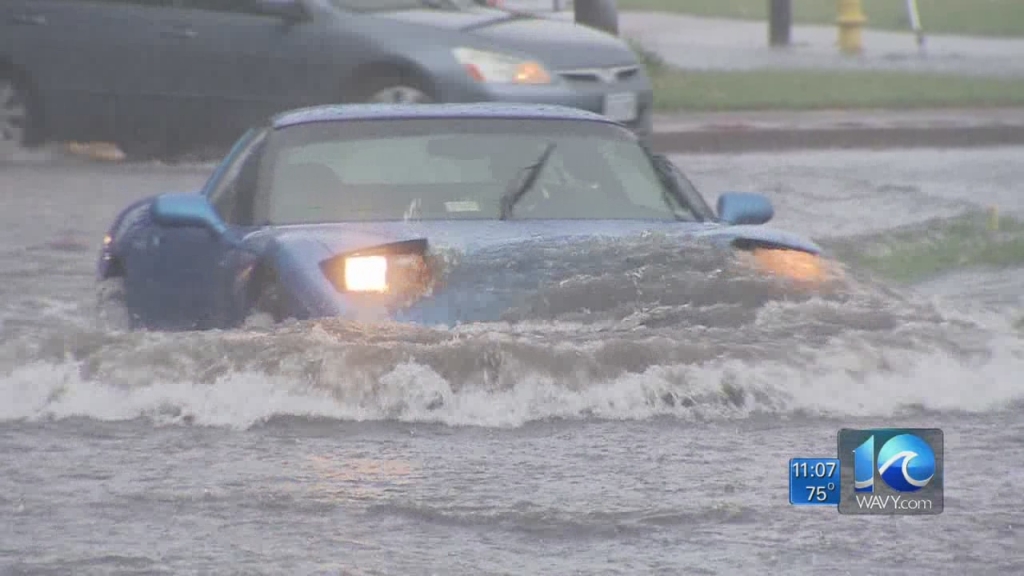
(648, 110, 1024, 153)
(648, 124, 1024, 154)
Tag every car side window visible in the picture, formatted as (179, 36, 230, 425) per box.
(207, 130, 268, 226)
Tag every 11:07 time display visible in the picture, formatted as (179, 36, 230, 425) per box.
(788, 457, 841, 506)
(791, 460, 837, 479)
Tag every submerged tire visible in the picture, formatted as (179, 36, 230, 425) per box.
(244, 278, 290, 328)
(95, 277, 132, 331)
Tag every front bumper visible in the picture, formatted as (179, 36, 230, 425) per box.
(433, 68, 656, 136)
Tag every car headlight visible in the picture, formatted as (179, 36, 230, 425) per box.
(344, 255, 388, 293)
(453, 47, 552, 85)
(744, 248, 837, 284)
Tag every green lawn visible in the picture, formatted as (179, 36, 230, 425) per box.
(829, 212, 1024, 284)
(648, 67, 1024, 112)
(617, 0, 1024, 37)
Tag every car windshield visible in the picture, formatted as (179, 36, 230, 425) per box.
(255, 117, 700, 224)
(329, 0, 476, 12)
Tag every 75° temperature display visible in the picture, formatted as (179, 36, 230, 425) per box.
(789, 458, 840, 506)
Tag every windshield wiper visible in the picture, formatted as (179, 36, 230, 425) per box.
(499, 142, 556, 221)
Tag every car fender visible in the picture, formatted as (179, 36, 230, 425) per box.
(97, 195, 159, 279)
(690, 224, 823, 255)
(235, 232, 347, 322)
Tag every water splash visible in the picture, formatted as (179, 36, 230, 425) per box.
(1, 232, 1022, 430)
(1, 296, 1020, 429)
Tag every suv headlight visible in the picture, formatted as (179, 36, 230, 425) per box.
(453, 47, 552, 85)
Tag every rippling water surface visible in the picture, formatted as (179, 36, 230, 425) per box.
(2, 148, 1023, 575)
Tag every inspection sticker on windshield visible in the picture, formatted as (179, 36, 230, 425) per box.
(445, 201, 480, 213)
(604, 92, 638, 122)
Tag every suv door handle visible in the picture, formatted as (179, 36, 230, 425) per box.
(162, 27, 197, 39)
(9, 13, 47, 26)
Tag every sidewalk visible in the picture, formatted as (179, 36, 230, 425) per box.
(507, 2, 1024, 78)
(619, 12, 1024, 79)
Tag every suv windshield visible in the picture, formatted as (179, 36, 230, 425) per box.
(255, 117, 700, 224)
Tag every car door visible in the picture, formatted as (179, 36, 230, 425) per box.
(0, 0, 176, 144)
(141, 129, 268, 330)
(156, 0, 340, 145)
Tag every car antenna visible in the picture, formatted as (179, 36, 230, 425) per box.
(499, 142, 556, 221)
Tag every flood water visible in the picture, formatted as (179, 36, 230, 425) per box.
(2, 147, 1023, 575)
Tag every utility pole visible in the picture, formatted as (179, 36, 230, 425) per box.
(574, 0, 619, 36)
(768, 0, 792, 47)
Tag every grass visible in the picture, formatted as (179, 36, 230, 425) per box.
(625, 46, 1024, 111)
(648, 67, 1024, 112)
(829, 212, 1024, 284)
(617, 4, 1024, 112)
(617, 0, 1024, 37)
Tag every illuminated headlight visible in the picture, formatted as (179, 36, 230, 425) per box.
(344, 255, 388, 293)
(453, 47, 552, 85)
(743, 248, 838, 284)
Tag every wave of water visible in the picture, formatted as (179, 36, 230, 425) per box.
(2, 234, 1022, 430)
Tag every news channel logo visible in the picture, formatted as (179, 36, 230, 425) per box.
(838, 428, 943, 515)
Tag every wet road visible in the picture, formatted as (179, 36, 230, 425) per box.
(2, 148, 1023, 575)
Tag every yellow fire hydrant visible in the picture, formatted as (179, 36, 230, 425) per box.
(836, 0, 867, 55)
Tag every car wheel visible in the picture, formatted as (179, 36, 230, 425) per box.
(0, 73, 41, 160)
(367, 85, 433, 104)
(245, 278, 289, 328)
(352, 72, 435, 104)
(95, 277, 133, 331)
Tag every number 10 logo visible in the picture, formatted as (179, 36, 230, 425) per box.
(853, 433, 936, 493)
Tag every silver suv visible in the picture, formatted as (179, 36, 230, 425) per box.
(0, 0, 653, 159)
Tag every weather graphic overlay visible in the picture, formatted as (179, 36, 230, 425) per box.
(838, 428, 944, 515)
(789, 458, 840, 506)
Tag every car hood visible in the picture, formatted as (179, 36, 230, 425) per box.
(249, 219, 823, 325)
(252, 219, 820, 260)
(372, 9, 639, 69)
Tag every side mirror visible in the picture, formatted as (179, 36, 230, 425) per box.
(151, 193, 228, 236)
(716, 192, 774, 225)
(255, 0, 307, 21)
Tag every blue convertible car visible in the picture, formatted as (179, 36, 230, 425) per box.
(96, 103, 833, 331)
